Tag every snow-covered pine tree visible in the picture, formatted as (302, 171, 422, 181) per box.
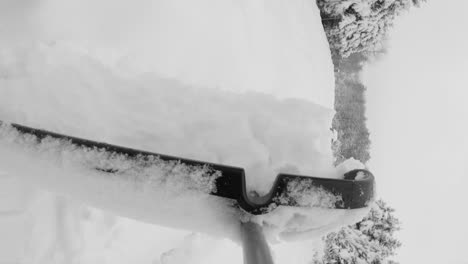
(317, 0, 422, 58)
(314, 200, 402, 264)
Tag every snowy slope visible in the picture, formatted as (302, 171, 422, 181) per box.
(0, 0, 364, 263)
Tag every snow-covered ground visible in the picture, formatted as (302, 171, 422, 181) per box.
(0, 1, 367, 264)
(364, 1, 468, 263)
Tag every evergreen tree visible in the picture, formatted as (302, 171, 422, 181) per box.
(314, 200, 402, 264)
(317, 0, 420, 58)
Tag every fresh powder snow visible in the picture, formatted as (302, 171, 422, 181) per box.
(0, 0, 369, 263)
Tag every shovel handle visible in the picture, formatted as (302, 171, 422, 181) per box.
(241, 222, 275, 264)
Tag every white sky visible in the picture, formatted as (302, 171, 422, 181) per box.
(363, 1, 468, 263)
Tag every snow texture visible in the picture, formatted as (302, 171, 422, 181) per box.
(273, 178, 343, 208)
(0, 0, 370, 263)
(0, 123, 242, 239)
(0, 124, 221, 195)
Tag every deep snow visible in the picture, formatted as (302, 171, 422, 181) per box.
(0, 0, 369, 263)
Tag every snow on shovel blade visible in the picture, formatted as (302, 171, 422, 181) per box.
(0, 121, 374, 215)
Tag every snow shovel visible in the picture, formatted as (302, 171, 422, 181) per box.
(0, 121, 375, 264)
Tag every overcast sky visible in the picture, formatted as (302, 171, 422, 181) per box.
(364, 0, 468, 263)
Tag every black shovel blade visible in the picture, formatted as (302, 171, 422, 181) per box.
(214, 168, 374, 214)
(1, 121, 375, 215)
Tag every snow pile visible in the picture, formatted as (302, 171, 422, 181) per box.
(0, 44, 336, 193)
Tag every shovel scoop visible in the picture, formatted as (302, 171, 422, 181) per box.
(2, 121, 374, 215)
(0, 121, 375, 264)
